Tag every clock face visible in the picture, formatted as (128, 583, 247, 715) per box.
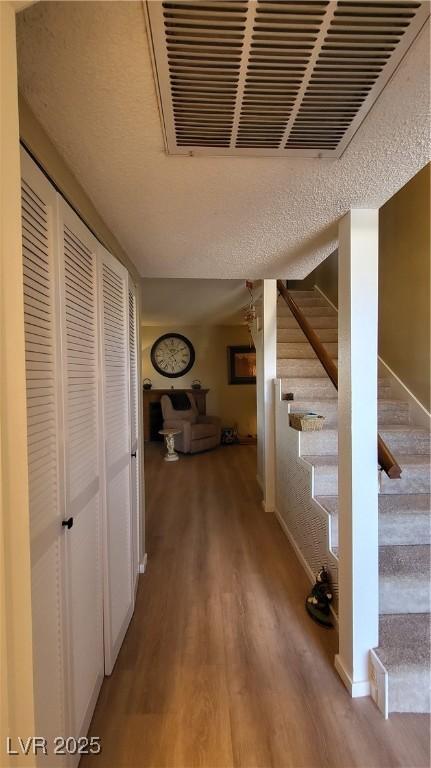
(150, 333, 195, 378)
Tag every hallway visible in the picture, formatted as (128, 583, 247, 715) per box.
(83, 445, 430, 768)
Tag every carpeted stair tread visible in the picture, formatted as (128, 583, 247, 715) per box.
(303, 454, 339, 466)
(378, 494, 431, 515)
(277, 315, 338, 329)
(379, 545, 430, 615)
(288, 290, 319, 299)
(375, 613, 431, 713)
(300, 425, 430, 456)
(278, 304, 336, 317)
(277, 327, 338, 343)
(289, 399, 409, 427)
(277, 341, 338, 359)
(376, 614, 430, 668)
(318, 493, 430, 518)
(379, 455, 431, 494)
(279, 376, 391, 398)
(322, 494, 430, 550)
(305, 455, 430, 496)
(379, 425, 430, 455)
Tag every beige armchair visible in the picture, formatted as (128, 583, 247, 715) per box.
(160, 393, 221, 454)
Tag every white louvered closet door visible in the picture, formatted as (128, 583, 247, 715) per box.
(99, 247, 134, 674)
(58, 200, 104, 737)
(21, 151, 68, 759)
(128, 278, 140, 591)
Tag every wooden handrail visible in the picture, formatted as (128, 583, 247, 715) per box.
(277, 280, 401, 479)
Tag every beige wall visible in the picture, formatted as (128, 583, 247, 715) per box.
(290, 165, 430, 411)
(1, 3, 36, 761)
(288, 249, 339, 308)
(141, 325, 257, 435)
(379, 164, 430, 411)
(18, 95, 140, 282)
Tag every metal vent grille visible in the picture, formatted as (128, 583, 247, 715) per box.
(146, 0, 429, 156)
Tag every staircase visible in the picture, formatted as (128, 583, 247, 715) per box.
(277, 288, 430, 715)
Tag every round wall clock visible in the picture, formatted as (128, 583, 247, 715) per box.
(150, 333, 195, 378)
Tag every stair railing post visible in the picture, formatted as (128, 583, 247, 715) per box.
(335, 209, 379, 696)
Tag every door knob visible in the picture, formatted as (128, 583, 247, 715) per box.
(62, 517, 74, 530)
(131, 451, 137, 458)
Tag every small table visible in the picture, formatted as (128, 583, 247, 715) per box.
(159, 429, 181, 462)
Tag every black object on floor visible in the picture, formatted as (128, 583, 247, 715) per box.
(306, 566, 333, 628)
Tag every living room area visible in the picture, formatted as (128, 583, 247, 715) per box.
(140, 278, 258, 458)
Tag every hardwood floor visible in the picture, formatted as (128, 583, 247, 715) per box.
(83, 444, 430, 768)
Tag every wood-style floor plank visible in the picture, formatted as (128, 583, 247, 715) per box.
(82, 444, 430, 768)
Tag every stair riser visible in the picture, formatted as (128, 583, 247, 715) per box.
(278, 305, 336, 317)
(388, 670, 431, 714)
(278, 328, 338, 343)
(381, 430, 430, 456)
(288, 290, 317, 299)
(277, 359, 338, 378)
(277, 342, 338, 360)
(314, 465, 431, 496)
(330, 514, 431, 548)
(379, 515, 431, 546)
(301, 430, 337, 455)
(302, 429, 430, 456)
(380, 468, 431, 495)
(280, 297, 328, 308)
(277, 316, 338, 329)
(379, 578, 431, 614)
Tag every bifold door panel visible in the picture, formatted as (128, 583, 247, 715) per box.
(99, 248, 134, 674)
(58, 201, 105, 737)
(21, 148, 140, 760)
(22, 153, 68, 756)
(128, 279, 140, 591)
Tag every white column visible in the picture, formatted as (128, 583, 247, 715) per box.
(335, 209, 379, 697)
(262, 279, 277, 513)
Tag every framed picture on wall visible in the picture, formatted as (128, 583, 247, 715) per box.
(227, 345, 256, 385)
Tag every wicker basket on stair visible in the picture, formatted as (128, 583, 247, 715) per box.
(289, 413, 325, 432)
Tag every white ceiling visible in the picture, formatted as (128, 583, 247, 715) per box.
(141, 278, 252, 326)
(16, 2, 430, 279)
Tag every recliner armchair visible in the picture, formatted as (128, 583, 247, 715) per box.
(160, 393, 221, 454)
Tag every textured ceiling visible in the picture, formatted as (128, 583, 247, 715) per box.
(141, 278, 251, 325)
(16, 1, 430, 279)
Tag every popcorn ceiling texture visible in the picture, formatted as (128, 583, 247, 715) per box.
(17, 2, 430, 279)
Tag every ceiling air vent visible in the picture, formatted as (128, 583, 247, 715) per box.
(145, 0, 429, 157)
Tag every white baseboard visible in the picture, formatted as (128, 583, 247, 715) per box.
(262, 499, 275, 513)
(139, 553, 148, 574)
(334, 654, 371, 698)
(314, 284, 431, 431)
